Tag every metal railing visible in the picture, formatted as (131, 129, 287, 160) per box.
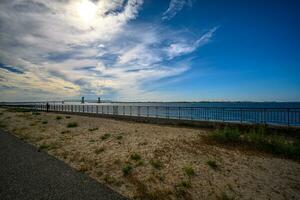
(7, 103, 299, 127)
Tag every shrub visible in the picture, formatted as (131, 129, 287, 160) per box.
(67, 122, 78, 128)
(207, 160, 218, 169)
(245, 128, 300, 158)
(122, 164, 133, 176)
(267, 136, 300, 158)
(246, 127, 266, 145)
(65, 116, 71, 119)
(101, 133, 110, 140)
(150, 159, 163, 170)
(130, 153, 141, 161)
(42, 121, 48, 124)
(56, 116, 62, 120)
(184, 166, 195, 176)
(212, 126, 241, 143)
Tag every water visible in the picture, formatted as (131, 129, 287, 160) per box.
(45, 102, 300, 126)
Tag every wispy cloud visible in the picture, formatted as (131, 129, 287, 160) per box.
(0, 0, 216, 101)
(162, 0, 193, 20)
(165, 27, 218, 59)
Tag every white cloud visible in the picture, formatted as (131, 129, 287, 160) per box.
(0, 0, 216, 101)
(162, 0, 193, 20)
(166, 27, 218, 59)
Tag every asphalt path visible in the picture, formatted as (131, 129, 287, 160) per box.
(0, 129, 127, 200)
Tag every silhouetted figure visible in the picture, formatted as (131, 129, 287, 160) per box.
(46, 102, 49, 112)
(98, 97, 101, 103)
(81, 96, 85, 104)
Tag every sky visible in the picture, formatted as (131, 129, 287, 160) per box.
(0, 0, 299, 102)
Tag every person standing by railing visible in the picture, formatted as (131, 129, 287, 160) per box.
(46, 102, 49, 112)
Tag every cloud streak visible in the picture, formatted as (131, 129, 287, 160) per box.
(162, 0, 193, 20)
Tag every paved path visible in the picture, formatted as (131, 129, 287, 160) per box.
(0, 130, 127, 200)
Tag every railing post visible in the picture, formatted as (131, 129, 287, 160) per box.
(156, 106, 158, 118)
(179, 107, 181, 119)
(240, 108, 243, 123)
(190, 107, 193, 120)
(83, 105, 85, 113)
(264, 108, 266, 126)
(147, 106, 149, 117)
(287, 108, 290, 126)
(130, 106, 132, 116)
(166, 106, 168, 119)
(123, 106, 125, 115)
(138, 106, 140, 116)
(222, 108, 225, 122)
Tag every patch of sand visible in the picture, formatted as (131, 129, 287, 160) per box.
(0, 108, 299, 200)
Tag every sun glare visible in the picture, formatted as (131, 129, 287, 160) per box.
(76, 0, 97, 22)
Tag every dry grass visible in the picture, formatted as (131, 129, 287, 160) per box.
(0, 107, 300, 200)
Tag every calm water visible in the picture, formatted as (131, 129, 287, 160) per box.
(46, 102, 300, 126)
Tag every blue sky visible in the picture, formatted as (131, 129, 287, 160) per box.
(0, 0, 299, 101)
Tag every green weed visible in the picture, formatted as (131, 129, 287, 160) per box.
(150, 159, 163, 170)
(130, 153, 141, 161)
(67, 122, 78, 128)
(207, 160, 218, 169)
(122, 164, 133, 176)
(184, 166, 195, 176)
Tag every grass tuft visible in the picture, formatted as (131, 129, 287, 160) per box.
(65, 116, 71, 119)
(221, 192, 234, 200)
(101, 133, 110, 140)
(67, 122, 78, 128)
(116, 135, 123, 140)
(122, 164, 133, 176)
(174, 180, 192, 198)
(184, 166, 195, 176)
(56, 116, 62, 120)
(207, 160, 218, 169)
(42, 121, 48, 124)
(150, 159, 163, 170)
(38, 144, 51, 151)
(61, 130, 70, 134)
(88, 127, 98, 132)
(95, 147, 105, 154)
(130, 153, 141, 161)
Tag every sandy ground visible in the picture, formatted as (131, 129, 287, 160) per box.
(0, 107, 299, 200)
